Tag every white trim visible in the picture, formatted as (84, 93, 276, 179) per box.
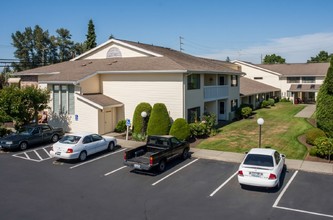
(71, 39, 163, 61)
(232, 60, 282, 77)
(14, 72, 60, 76)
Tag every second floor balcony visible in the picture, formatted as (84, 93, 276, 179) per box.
(204, 85, 229, 100)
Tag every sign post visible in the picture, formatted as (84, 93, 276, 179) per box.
(125, 119, 131, 141)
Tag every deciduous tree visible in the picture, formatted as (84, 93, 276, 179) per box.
(307, 51, 332, 63)
(263, 54, 286, 64)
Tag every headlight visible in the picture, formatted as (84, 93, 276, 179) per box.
(6, 141, 13, 145)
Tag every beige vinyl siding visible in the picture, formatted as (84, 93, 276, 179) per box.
(101, 73, 184, 121)
(80, 74, 100, 94)
(70, 95, 99, 134)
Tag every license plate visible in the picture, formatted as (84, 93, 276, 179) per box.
(55, 152, 61, 156)
(134, 164, 141, 169)
(250, 172, 262, 177)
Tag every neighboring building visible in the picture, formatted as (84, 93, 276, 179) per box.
(240, 77, 280, 109)
(233, 60, 329, 103)
(15, 39, 244, 134)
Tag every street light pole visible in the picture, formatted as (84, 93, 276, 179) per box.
(141, 111, 148, 137)
(257, 118, 264, 148)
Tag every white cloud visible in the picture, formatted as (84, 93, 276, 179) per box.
(202, 33, 333, 64)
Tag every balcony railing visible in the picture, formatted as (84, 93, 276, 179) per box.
(204, 86, 229, 100)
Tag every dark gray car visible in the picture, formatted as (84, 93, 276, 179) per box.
(0, 124, 64, 151)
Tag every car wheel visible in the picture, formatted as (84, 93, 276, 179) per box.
(107, 142, 114, 152)
(51, 134, 59, 143)
(181, 148, 189, 160)
(158, 160, 166, 172)
(19, 142, 28, 151)
(79, 151, 87, 162)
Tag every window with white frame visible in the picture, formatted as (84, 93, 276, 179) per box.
(287, 77, 300, 83)
(53, 85, 75, 115)
(231, 75, 238, 87)
(302, 77, 315, 83)
(231, 99, 238, 112)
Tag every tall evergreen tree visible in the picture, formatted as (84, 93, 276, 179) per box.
(85, 19, 97, 51)
(316, 58, 333, 137)
(56, 28, 74, 61)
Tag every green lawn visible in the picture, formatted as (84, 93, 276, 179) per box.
(197, 102, 314, 159)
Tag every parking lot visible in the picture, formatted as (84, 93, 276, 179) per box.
(1, 143, 333, 220)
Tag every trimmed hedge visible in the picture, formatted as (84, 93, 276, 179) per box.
(132, 102, 152, 134)
(147, 103, 170, 135)
(305, 127, 326, 145)
(169, 118, 190, 140)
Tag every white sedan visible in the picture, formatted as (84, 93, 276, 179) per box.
(50, 132, 117, 161)
(237, 148, 285, 189)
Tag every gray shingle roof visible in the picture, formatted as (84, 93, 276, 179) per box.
(257, 63, 329, 76)
(240, 77, 280, 96)
(288, 84, 321, 92)
(77, 93, 123, 108)
(15, 39, 243, 83)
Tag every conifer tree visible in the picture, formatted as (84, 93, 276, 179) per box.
(85, 19, 97, 51)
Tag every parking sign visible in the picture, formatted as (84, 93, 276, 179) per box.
(126, 119, 131, 126)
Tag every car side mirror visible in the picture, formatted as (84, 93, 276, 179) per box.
(281, 154, 286, 158)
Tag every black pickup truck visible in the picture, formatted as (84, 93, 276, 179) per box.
(124, 135, 190, 172)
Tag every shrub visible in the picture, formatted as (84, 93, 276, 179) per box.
(189, 123, 207, 138)
(305, 128, 326, 145)
(169, 118, 190, 140)
(268, 98, 275, 106)
(314, 137, 333, 158)
(147, 103, 171, 135)
(280, 98, 290, 102)
(309, 147, 318, 156)
(114, 120, 127, 133)
(261, 100, 270, 108)
(132, 102, 152, 134)
(132, 132, 146, 142)
(202, 112, 217, 131)
(241, 107, 252, 118)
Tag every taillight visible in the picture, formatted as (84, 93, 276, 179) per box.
(66, 148, 73, 153)
(124, 152, 127, 160)
(238, 170, 244, 176)
(150, 156, 153, 166)
(269, 173, 277, 180)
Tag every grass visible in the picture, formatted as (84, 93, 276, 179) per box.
(197, 102, 314, 160)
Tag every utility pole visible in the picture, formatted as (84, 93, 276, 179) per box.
(179, 36, 184, 52)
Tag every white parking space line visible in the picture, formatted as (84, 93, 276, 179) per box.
(152, 158, 199, 186)
(104, 166, 127, 176)
(273, 170, 298, 207)
(43, 148, 51, 157)
(69, 148, 126, 169)
(34, 150, 43, 160)
(209, 171, 238, 197)
(12, 154, 41, 162)
(273, 170, 333, 218)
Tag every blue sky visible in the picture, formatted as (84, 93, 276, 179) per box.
(1, 0, 333, 64)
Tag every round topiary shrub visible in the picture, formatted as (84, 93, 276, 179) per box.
(305, 127, 326, 145)
(132, 102, 152, 134)
(147, 103, 170, 136)
(169, 118, 190, 140)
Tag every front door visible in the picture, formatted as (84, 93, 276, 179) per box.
(104, 110, 113, 133)
(218, 101, 226, 120)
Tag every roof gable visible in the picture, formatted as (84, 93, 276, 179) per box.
(72, 39, 163, 60)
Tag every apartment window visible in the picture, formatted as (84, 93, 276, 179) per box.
(53, 84, 75, 115)
(231, 75, 238, 87)
(188, 107, 200, 123)
(287, 77, 300, 83)
(302, 77, 315, 83)
(219, 76, 225, 85)
(187, 74, 200, 90)
(254, 77, 263, 80)
(231, 99, 238, 112)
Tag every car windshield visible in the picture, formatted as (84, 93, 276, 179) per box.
(17, 127, 34, 135)
(243, 154, 274, 167)
(59, 135, 81, 144)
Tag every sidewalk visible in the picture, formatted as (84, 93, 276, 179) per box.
(117, 139, 333, 175)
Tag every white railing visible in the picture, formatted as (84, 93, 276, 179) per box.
(204, 86, 229, 100)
